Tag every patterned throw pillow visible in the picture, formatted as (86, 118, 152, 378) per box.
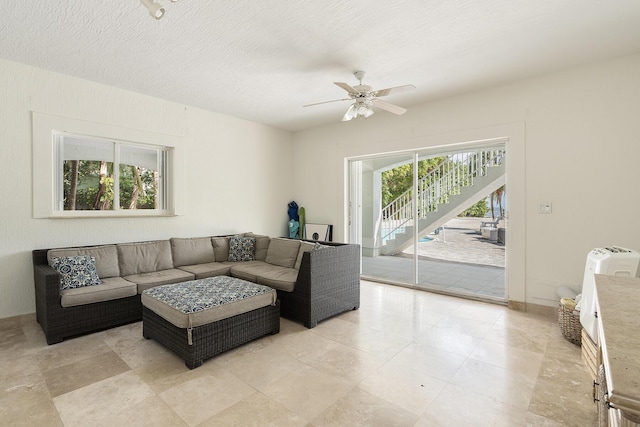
(228, 236, 256, 262)
(50, 255, 101, 291)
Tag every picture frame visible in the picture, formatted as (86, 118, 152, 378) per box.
(304, 223, 333, 242)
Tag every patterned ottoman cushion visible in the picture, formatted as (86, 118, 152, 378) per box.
(141, 276, 277, 329)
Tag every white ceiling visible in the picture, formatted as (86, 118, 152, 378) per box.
(2, 1, 640, 132)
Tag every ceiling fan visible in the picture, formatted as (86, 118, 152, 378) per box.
(304, 71, 416, 122)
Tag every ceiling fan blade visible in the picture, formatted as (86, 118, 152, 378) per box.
(334, 82, 361, 96)
(371, 84, 416, 98)
(303, 98, 351, 107)
(372, 99, 407, 115)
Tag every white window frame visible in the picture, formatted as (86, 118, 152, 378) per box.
(32, 112, 184, 218)
(53, 132, 170, 214)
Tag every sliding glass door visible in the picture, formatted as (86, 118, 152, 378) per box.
(349, 143, 507, 302)
(352, 152, 416, 286)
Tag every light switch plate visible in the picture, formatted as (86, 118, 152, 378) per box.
(539, 203, 552, 214)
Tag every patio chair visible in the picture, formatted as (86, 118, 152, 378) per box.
(480, 216, 502, 229)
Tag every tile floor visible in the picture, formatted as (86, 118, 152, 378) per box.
(1, 281, 596, 426)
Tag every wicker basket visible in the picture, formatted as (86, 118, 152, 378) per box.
(558, 301, 582, 346)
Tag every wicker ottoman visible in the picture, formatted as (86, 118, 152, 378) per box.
(141, 276, 280, 369)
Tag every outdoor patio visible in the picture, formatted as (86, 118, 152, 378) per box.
(361, 217, 506, 302)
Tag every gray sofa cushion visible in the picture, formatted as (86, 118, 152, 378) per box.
(265, 238, 300, 268)
(124, 269, 194, 293)
(48, 245, 119, 278)
(211, 237, 229, 262)
(294, 242, 316, 270)
(257, 268, 298, 292)
(170, 237, 215, 267)
(60, 277, 137, 308)
(117, 240, 174, 276)
(230, 261, 278, 282)
(177, 262, 231, 279)
(245, 233, 270, 261)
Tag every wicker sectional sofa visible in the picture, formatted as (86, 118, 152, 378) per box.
(32, 234, 360, 344)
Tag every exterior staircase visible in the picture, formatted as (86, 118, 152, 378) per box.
(379, 149, 505, 255)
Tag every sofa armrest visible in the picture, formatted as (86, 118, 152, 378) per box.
(33, 263, 64, 342)
(289, 243, 360, 327)
(297, 244, 360, 292)
(34, 263, 62, 299)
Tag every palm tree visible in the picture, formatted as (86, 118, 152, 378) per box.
(490, 185, 505, 218)
(65, 160, 79, 210)
(128, 166, 143, 209)
(93, 161, 113, 210)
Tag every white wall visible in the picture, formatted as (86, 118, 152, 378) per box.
(3, 53, 638, 317)
(292, 53, 640, 307)
(0, 59, 293, 318)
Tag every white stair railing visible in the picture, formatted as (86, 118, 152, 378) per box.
(380, 148, 504, 243)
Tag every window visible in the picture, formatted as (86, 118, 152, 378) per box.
(32, 112, 183, 219)
(54, 133, 170, 213)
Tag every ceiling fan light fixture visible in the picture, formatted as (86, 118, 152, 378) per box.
(342, 102, 374, 121)
(357, 103, 374, 118)
(140, 0, 165, 19)
(342, 104, 357, 122)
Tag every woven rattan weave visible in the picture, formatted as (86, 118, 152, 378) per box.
(142, 301, 280, 369)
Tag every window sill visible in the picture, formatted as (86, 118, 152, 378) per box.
(47, 210, 176, 219)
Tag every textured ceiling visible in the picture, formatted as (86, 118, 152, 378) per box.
(2, 1, 640, 132)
